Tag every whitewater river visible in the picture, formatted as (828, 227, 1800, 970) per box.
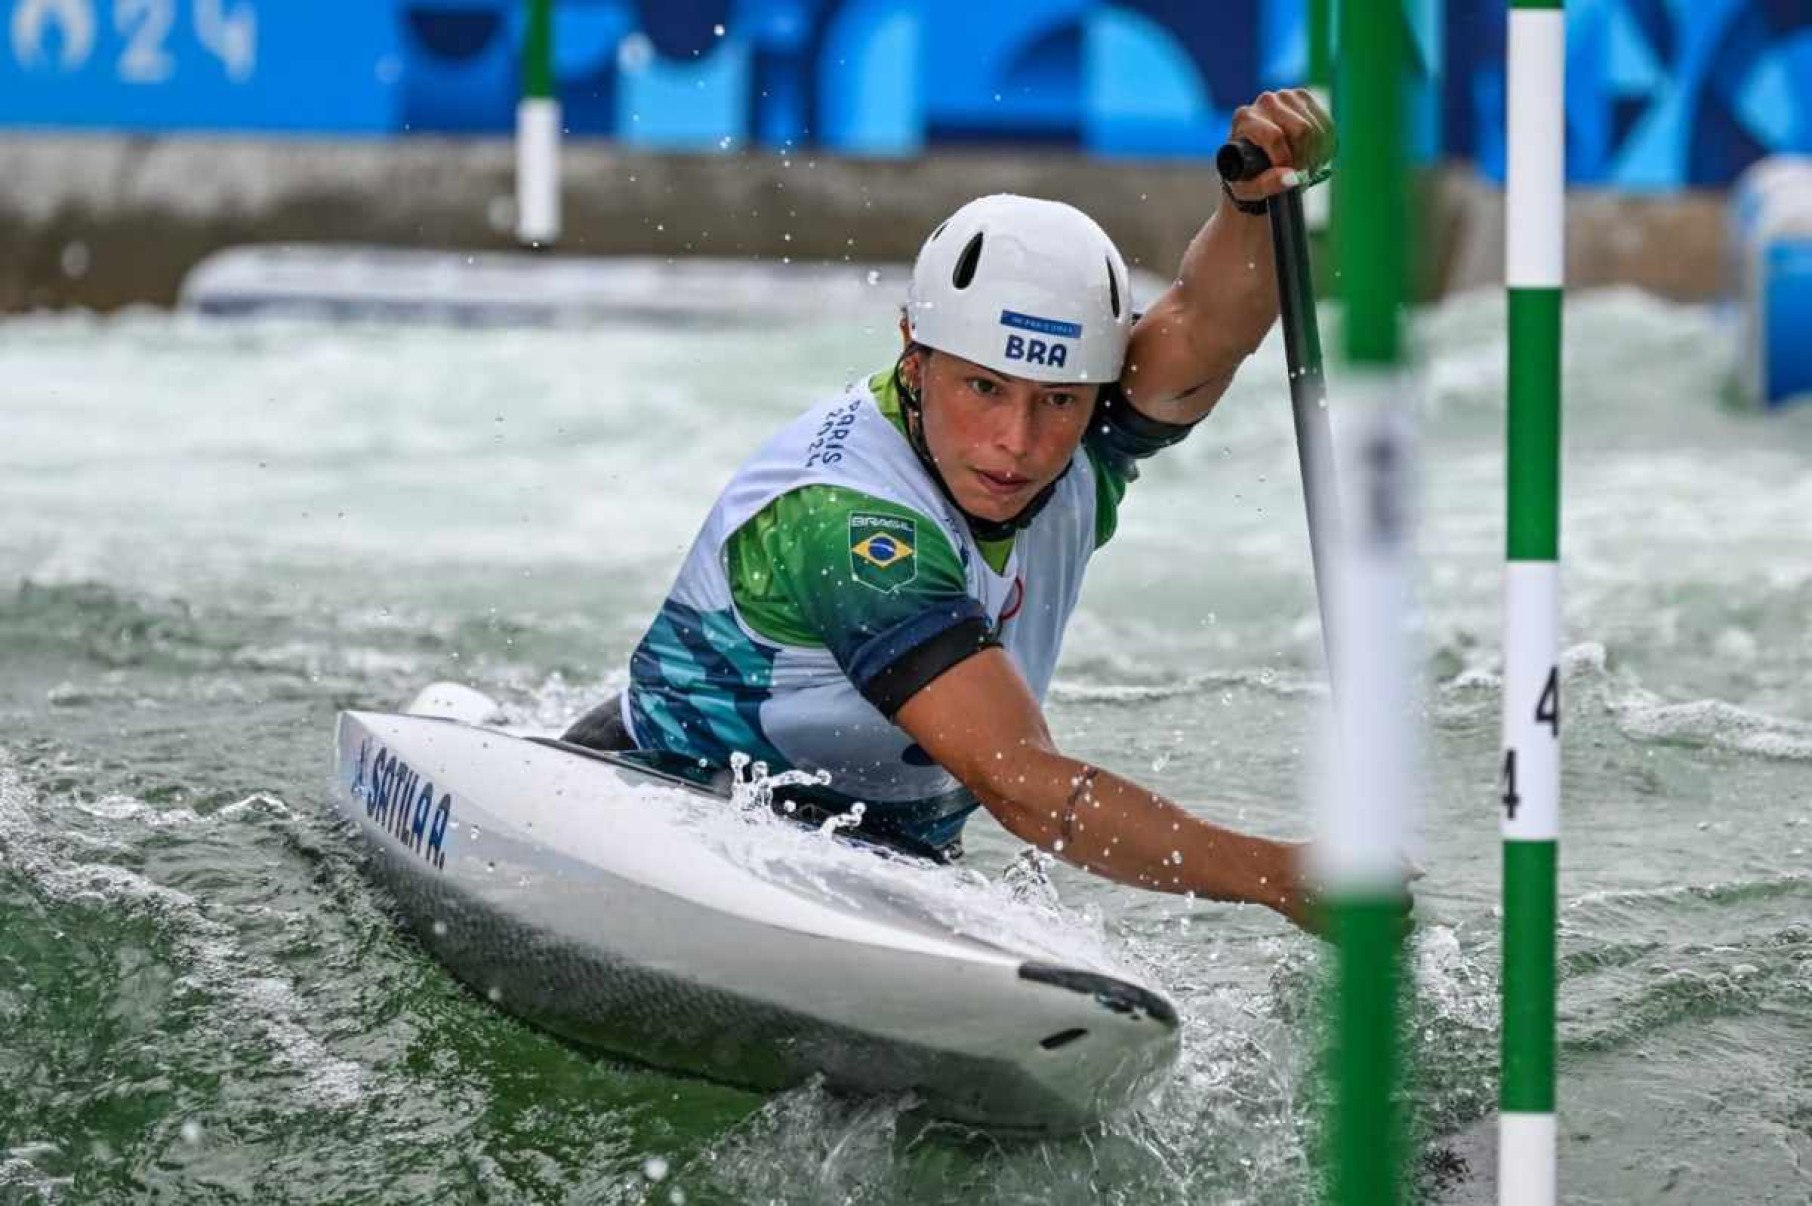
(1, 289, 1808, 1204)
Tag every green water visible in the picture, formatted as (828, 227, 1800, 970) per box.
(1, 293, 1809, 1203)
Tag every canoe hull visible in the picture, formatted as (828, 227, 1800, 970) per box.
(330, 707, 1180, 1131)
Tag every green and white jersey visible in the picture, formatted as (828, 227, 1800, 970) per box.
(623, 369, 1180, 850)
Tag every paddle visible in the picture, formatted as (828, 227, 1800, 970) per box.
(1216, 138, 1342, 680)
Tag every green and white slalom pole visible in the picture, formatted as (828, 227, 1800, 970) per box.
(1322, 3, 1416, 1202)
(516, 0, 560, 247)
(1500, 1, 1564, 1202)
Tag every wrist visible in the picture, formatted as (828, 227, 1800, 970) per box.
(1220, 177, 1269, 217)
(1180, 831, 1295, 910)
(1251, 838, 1297, 911)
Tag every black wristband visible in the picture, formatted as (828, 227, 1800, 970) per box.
(1221, 177, 1269, 216)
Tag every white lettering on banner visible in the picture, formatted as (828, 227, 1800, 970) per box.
(117, 0, 175, 83)
(193, 0, 254, 80)
(8, 0, 254, 81)
(11, 0, 97, 70)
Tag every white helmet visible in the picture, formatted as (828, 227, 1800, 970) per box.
(905, 194, 1132, 385)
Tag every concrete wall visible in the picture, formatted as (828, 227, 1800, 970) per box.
(0, 134, 1730, 314)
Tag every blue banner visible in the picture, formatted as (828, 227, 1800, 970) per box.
(3, 0, 398, 131)
(2, 0, 1807, 187)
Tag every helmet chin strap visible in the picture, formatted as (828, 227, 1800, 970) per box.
(892, 351, 1069, 545)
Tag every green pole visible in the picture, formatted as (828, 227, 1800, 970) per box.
(1501, 1, 1564, 1201)
(1324, 2, 1412, 1202)
(523, 0, 553, 100)
(1309, 0, 1333, 88)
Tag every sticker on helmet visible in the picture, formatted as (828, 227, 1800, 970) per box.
(849, 513, 918, 593)
(1000, 310, 1084, 339)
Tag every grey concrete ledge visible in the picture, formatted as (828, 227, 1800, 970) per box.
(0, 133, 1729, 313)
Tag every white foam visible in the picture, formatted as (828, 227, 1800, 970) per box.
(1615, 697, 1812, 761)
(1049, 667, 1327, 705)
(0, 1153, 71, 1203)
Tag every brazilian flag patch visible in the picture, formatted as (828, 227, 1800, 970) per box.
(848, 512, 918, 593)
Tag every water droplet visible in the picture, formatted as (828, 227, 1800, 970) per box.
(487, 985, 502, 1002)
(618, 32, 654, 72)
(643, 1157, 670, 1182)
(60, 241, 91, 279)
(865, 269, 881, 286)
(712, 23, 725, 36)
(432, 919, 447, 937)
(180, 1120, 203, 1144)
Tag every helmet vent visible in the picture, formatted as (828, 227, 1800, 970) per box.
(1106, 257, 1122, 318)
(952, 232, 985, 289)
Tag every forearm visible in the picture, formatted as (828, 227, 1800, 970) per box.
(1121, 204, 1279, 424)
(974, 747, 1294, 911)
(1176, 204, 1280, 361)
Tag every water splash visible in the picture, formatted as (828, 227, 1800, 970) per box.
(815, 799, 866, 837)
(725, 750, 833, 815)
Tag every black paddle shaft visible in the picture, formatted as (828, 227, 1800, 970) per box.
(1218, 137, 1342, 681)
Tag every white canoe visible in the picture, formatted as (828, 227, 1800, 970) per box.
(329, 697, 1180, 1132)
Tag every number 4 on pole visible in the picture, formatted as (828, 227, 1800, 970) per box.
(1500, 748, 1520, 819)
(1536, 665, 1559, 735)
(1502, 666, 1559, 820)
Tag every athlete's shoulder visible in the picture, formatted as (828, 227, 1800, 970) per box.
(727, 482, 971, 651)
(756, 373, 894, 470)
(765, 483, 955, 595)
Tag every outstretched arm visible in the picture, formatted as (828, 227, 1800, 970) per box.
(1119, 89, 1336, 424)
(894, 646, 1321, 933)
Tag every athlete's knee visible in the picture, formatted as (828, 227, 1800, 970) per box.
(563, 694, 634, 751)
